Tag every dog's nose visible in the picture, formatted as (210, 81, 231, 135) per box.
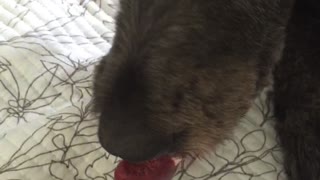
(98, 119, 171, 162)
(100, 133, 170, 162)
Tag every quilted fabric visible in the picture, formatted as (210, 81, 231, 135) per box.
(0, 0, 286, 179)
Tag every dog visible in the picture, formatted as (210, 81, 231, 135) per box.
(93, 0, 320, 179)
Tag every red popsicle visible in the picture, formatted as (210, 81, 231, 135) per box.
(114, 156, 181, 180)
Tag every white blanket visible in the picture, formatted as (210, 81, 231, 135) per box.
(0, 0, 286, 179)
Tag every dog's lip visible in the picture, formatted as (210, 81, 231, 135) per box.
(129, 154, 182, 166)
(146, 155, 182, 166)
(161, 152, 183, 165)
(154, 153, 183, 166)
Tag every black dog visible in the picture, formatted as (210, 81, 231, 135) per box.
(93, 0, 320, 179)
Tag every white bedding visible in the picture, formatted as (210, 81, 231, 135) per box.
(0, 0, 286, 179)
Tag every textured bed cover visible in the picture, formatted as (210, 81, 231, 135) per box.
(0, 0, 286, 179)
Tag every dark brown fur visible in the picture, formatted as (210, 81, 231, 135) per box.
(273, 0, 320, 179)
(93, 0, 320, 179)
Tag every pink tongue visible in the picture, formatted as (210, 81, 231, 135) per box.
(114, 156, 181, 180)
